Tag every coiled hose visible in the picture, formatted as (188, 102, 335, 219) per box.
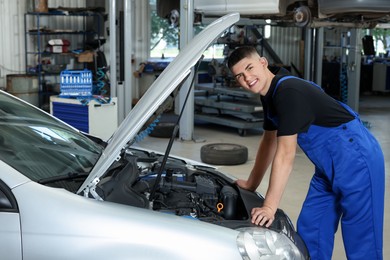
(96, 67, 108, 96)
(134, 116, 161, 143)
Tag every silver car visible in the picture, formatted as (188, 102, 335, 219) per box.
(0, 13, 309, 260)
(193, 0, 390, 27)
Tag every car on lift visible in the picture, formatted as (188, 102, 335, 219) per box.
(193, 0, 390, 27)
(0, 13, 309, 259)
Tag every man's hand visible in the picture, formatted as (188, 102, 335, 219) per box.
(251, 206, 275, 227)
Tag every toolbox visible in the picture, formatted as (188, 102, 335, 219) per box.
(59, 69, 93, 97)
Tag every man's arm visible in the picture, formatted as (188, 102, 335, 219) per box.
(251, 134, 297, 227)
(236, 130, 277, 191)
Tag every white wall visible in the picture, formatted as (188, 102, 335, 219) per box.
(0, 0, 27, 89)
(266, 25, 303, 73)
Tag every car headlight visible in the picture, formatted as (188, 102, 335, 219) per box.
(236, 227, 305, 260)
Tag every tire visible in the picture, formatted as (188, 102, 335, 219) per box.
(200, 143, 248, 165)
(149, 122, 177, 138)
(149, 113, 179, 138)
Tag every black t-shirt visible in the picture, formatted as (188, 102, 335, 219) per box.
(261, 75, 355, 136)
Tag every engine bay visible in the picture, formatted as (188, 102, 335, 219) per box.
(96, 148, 249, 224)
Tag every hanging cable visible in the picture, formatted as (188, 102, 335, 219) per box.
(340, 63, 348, 103)
(340, 58, 371, 128)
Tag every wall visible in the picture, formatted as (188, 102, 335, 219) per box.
(0, 0, 26, 89)
(267, 25, 303, 74)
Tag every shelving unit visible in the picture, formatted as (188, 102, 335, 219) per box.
(194, 83, 263, 136)
(322, 41, 351, 101)
(24, 11, 101, 109)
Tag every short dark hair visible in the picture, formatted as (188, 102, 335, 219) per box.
(227, 46, 259, 70)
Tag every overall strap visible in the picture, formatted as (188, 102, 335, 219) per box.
(274, 75, 360, 120)
(273, 76, 322, 97)
(267, 76, 299, 126)
(273, 76, 297, 97)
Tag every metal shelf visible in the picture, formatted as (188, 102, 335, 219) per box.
(194, 83, 264, 136)
(196, 83, 259, 99)
(24, 11, 102, 109)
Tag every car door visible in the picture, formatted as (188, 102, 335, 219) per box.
(0, 179, 22, 260)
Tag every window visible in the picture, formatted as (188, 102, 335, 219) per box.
(0, 92, 103, 192)
(150, 0, 179, 58)
(371, 28, 390, 56)
(149, 0, 225, 59)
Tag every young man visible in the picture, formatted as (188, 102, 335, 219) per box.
(227, 46, 385, 260)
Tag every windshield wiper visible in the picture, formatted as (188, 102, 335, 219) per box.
(38, 172, 89, 185)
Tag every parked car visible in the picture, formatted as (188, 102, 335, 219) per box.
(193, 0, 390, 27)
(0, 13, 309, 259)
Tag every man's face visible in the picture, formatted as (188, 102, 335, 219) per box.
(231, 54, 270, 95)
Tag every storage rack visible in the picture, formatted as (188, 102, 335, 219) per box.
(193, 24, 265, 136)
(24, 11, 101, 109)
(194, 83, 263, 136)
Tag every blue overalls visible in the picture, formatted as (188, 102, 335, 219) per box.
(271, 76, 385, 260)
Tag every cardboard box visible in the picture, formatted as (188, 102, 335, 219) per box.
(35, 0, 48, 13)
(77, 51, 95, 63)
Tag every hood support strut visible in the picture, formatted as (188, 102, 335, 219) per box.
(149, 57, 203, 201)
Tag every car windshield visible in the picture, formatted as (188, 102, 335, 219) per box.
(0, 92, 103, 187)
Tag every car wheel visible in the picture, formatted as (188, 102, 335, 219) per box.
(294, 5, 311, 27)
(200, 143, 248, 165)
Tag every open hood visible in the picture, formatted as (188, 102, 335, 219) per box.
(77, 13, 240, 195)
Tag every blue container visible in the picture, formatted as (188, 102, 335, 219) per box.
(59, 69, 93, 97)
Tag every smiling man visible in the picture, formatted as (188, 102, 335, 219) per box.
(227, 46, 385, 260)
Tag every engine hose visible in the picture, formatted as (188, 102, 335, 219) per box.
(221, 186, 238, 220)
(134, 116, 161, 143)
(340, 63, 348, 103)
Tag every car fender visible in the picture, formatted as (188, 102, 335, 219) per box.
(13, 181, 243, 260)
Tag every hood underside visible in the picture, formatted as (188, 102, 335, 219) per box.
(77, 13, 240, 194)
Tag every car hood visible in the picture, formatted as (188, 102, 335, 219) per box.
(77, 13, 240, 194)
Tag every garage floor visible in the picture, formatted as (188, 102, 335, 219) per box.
(136, 94, 390, 259)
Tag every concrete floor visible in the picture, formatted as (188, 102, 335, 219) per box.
(136, 94, 389, 259)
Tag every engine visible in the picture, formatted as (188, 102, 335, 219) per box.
(97, 149, 248, 223)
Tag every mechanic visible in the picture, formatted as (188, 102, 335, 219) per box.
(227, 46, 385, 260)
